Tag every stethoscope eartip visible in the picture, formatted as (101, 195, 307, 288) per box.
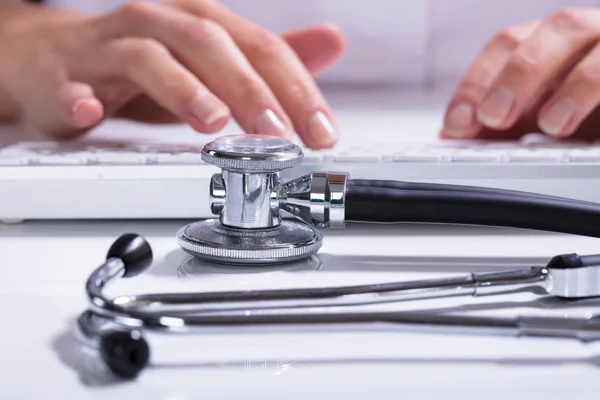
(99, 330, 150, 379)
(106, 233, 153, 278)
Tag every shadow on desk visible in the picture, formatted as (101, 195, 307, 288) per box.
(50, 323, 600, 389)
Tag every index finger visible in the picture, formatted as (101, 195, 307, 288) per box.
(441, 21, 539, 139)
(173, 0, 342, 149)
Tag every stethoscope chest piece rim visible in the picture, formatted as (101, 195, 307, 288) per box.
(176, 219, 323, 265)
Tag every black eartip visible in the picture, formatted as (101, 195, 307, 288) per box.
(545, 253, 582, 270)
(99, 330, 150, 379)
(546, 253, 600, 270)
(106, 233, 153, 278)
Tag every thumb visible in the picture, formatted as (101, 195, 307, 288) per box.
(16, 59, 104, 139)
(281, 24, 345, 76)
(33, 81, 104, 139)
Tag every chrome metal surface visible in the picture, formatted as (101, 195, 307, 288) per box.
(546, 264, 600, 298)
(472, 267, 548, 295)
(202, 135, 348, 232)
(77, 258, 600, 342)
(200, 134, 303, 172)
(99, 267, 548, 315)
(114, 276, 476, 314)
(219, 170, 281, 229)
(86, 258, 125, 310)
(281, 172, 349, 228)
(175, 219, 323, 264)
(186, 135, 350, 264)
(208, 173, 225, 215)
(202, 135, 300, 230)
(518, 315, 600, 341)
(79, 306, 600, 344)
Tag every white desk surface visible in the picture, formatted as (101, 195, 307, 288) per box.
(2, 87, 600, 399)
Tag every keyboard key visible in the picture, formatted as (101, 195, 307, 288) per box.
(507, 149, 566, 162)
(153, 153, 205, 164)
(31, 155, 86, 165)
(392, 151, 442, 162)
(129, 143, 204, 154)
(333, 152, 382, 163)
(4, 138, 600, 168)
(0, 156, 25, 166)
(448, 150, 502, 162)
(565, 149, 600, 162)
(300, 155, 323, 163)
(88, 152, 147, 165)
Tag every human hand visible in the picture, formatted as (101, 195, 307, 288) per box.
(0, 1, 344, 148)
(441, 8, 600, 141)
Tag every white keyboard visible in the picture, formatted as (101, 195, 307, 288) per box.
(1, 132, 600, 221)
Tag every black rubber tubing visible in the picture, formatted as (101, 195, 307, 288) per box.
(345, 180, 600, 238)
(347, 179, 597, 205)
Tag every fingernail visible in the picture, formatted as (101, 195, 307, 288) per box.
(190, 90, 228, 125)
(477, 87, 515, 128)
(539, 98, 575, 137)
(307, 111, 337, 147)
(72, 98, 87, 114)
(444, 102, 474, 137)
(71, 97, 102, 128)
(255, 109, 290, 137)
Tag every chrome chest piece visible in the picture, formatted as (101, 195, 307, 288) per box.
(176, 134, 348, 265)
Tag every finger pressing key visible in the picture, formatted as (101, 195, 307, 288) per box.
(175, 0, 342, 149)
(538, 41, 600, 138)
(94, 2, 293, 138)
(477, 8, 600, 131)
(441, 21, 539, 138)
(99, 37, 230, 133)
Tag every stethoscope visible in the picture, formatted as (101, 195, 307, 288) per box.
(75, 134, 600, 379)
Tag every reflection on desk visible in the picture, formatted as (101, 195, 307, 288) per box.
(2, 218, 600, 399)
